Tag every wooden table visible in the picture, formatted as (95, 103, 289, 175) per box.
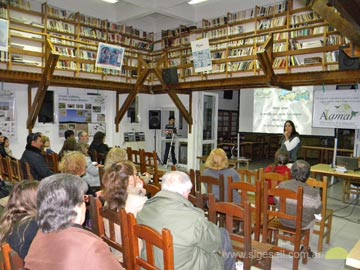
(302, 145, 353, 164)
(197, 156, 250, 169)
(311, 163, 360, 202)
(346, 240, 360, 269)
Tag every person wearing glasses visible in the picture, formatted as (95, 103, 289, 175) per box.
(25, 174, 123, 270)
(20, 133, 54, 180)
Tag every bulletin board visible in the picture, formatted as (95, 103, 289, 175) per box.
(58, 94, 106, 137)
(0, 90, 15, 139)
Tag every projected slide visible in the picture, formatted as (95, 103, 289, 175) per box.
(253, 87, 313, 135)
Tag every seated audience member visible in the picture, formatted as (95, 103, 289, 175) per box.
(64, 129, 75, 140)
(264, 149, 292, 204)
(78, 142, 102, 188)
(203, 148, 241, 203)
(276, 160, 322, 229)
(104, 147, 127, 170)
(78, 131, 89, 144)
(58, 137, 80, 160)
(137, 171, 234, 270)
(0, 180, 39, 259)
(88, 131, 110, 160)
(2, 137, 15, 159)
(102, 160, 147, 215)
(20, 133, 54, 180)
(41, 135, 55, 155)
(59, 151, 87, 177)
(24, 174, 123, 270)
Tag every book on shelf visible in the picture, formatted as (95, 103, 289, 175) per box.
(302, 40, 323, 49)
(304, 56, 322, 64)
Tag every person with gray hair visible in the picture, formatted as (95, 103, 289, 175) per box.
(25, 174, 123, 270)
(276, 160, 322, 229)
(137, 171, 234, 270)
(78, 130, 89, 144)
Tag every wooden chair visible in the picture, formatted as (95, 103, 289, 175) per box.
(227, 176, 262, 241)
(127, 212, 174, 270)
(259, 168, 290, 188)
(188, 191, 206, 210)
(189, 169, 196, 196)
(140, 150, 165, 186)
(0, 243, 24, 270)
(127, 147, 142, 170)
(88, 196, 131, 269)
(9, 159, 23, 184)
(208, 194, 273, 270)
(44, 153, 59, 173)
(0, 156, 11, 181)
(22, 162, 34, 181)
(262, 182, 310, 270)
(98, 166, 105, 189)
(143, 183, 160, 198)
(237, 168, 259, 185)
(306, 176, 333, 252)
(195, 170, 225, 202)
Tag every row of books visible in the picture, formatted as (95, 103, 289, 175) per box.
(227, 60, 257, 72)
(203, 16, 228, 28)
(203, 28, 228, 39)
(132, 40, 153, 50)
(229, 47, 254, 57)
(45, 6, 76, 21)
(10, 29, 42, 40)
(161, 25, 196, 38)
(290, 26, 325, 38)
(47, 20, 75, 34)
(11, 17, 44, 28)
(0, 50, 9, 62)
(257, 0, 288, 17)
(0, 6, 7, 19)
(56, 60, 77, 70)
(228, 8, 255, 23)
(51, 35, 76, 47)
(326, 35, 342, 46)
(11, 55, 41, 66)
(55, 46, 76, 58)
(273, 57, 287, 68)
(204, 63, 226, 74)
(108, 33, 131, 45)
(80, 27, 106, 40)
(79, 15, 104, 29)
(9, 0, 30, 10)
(257, 17, 286, 30)
(290, 11, 321, 25)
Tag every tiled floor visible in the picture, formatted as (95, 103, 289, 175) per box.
(249, 160, 360, 270)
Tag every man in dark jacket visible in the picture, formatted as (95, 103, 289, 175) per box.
(20, 132, 54, 180)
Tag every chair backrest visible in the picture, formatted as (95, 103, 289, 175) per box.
(227, 176, 261, 240)
(208, 194, 252, 270)
(0, 156, 11, 181)
(127, 147, 141, 166)
(189, 169, 195, 195)
(237, 169, 259, 185)
(9, 159, 23, 184)
(98, 166, 105, 189)
(188, 191, 206, 210)
(0, 243, 24, 270)
(140, 150, 158, 174)
(44, 153, 59, 173)
(144, 183, 160, 198)
(22, 162, 35, 181)
(195, 170, 225, 202)
(306, 176, 328, 217)
(88, 196, 131, 269)
(260, 168, 290, 188)
(127, 212, 174, 270)
(262, 182, 304, 241)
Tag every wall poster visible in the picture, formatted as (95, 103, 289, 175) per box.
(191, 38, 212, 73)
(95, 42, 125, 71)
(58, 94, 106, 137)
(0, 18, 9, 52)
(0, 90, 15, 139)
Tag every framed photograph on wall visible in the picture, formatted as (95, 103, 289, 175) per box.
(0, 18, 9, 52)
(95, 42, 125, 71)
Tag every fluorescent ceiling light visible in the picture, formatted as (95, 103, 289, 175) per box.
(188, 0, 208, 4)
(102, 0, 119, 3)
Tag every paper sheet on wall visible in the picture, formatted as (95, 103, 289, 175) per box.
(313, 89, 360, 129)
(0, 90, 15, 139)
(191, 38, 212, 72)
(253, 87, 313, 135)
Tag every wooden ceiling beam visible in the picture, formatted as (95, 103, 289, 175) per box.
(312, 0, 360, 46)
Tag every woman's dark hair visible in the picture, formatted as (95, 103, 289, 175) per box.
(59, 138, 79, 159)
(291, 160, 310, 183)
(37, 174, 88, 233)
(0, 180, 39, 242)
(102, 160, 135, 211)
(92, 131, 106, 145)
(283, 120, 299, 139)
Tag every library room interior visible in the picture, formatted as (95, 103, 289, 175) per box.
(0, 0, 360, 269)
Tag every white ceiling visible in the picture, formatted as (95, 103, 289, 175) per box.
(32, 0, 273, 33)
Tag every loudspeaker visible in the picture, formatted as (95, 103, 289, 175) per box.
(38, 91, 54, 123)
(149, 110, 161, 129)
(223, 90, 233, 100)
(162, 68, 179, 85)
(339, 46, 360, 71)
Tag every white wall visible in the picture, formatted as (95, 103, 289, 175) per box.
(218, 90, 239, 111)
(5, 83, 191, 165)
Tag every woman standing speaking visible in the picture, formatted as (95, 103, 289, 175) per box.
(280, 120, 301, 162)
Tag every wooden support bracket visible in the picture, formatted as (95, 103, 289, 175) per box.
(27, 38, 59, 130)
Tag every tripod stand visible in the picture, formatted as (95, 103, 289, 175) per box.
(164, 132, 176, 169)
